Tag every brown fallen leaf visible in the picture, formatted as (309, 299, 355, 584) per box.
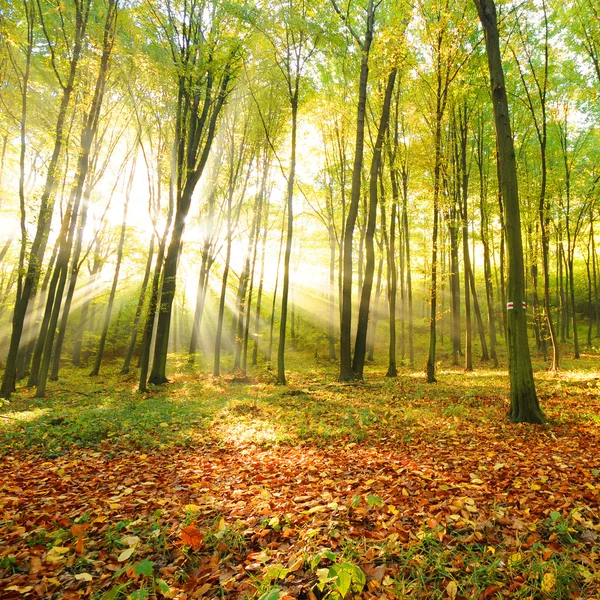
(181, 524, 203, 549)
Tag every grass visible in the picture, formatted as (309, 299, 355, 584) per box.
(1, 345, 600, 598)
(1, 349, 599, 455)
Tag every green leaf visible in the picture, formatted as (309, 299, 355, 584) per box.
(350, 564, 366, 591)
(351, 495, 361, 508)
(156, 579, 170, 594)
(133, 560, 155, 577)
(101, 586, 127, 600)
(366, 494, 383, 507)
(331, 565, 351, 598)
(550, 511, 561, 522)
(316, 567, 330, 591)
(129, 590, 149, 600)
(266, 565, 289, 581)
(592, 469, 599, 477)
(323, 549, 336, 561)
(257, 587, 281, 600)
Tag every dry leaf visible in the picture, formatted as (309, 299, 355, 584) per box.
(181, 524, 203, 549)
(446, 580, 458, 600)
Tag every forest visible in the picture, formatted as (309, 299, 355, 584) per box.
(1, 0, 600, 597)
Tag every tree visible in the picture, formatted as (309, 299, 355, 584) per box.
(147, 0, 241, 385)
(1, 0, 91, 398)
(473, 0, 545, 423)
(334, 0, 378, 382)
(352, 69, 397, 377)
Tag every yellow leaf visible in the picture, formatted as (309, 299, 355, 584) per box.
(508, 552, 522, 566)
(5, 586, 34, 593)
(45, 546, 71, 563)
(486, 546, 495, 555)
(446, 580, 458, 600)
(118, 547, 135, 562)
(75, 572, 93, 582)
(541, 572, 556, 593)
(288, 557, 303, 572)
(184, 504, 201, 513)
(120, 535, 140, 547)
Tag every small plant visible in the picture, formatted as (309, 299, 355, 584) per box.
(310, 549, 366, 599)
(204, 517, 246, 556)
(544, 511, 577, 545)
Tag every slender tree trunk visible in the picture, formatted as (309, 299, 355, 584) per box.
(277, 98, 298, 385)
(138, 225, 170, 392)
(120, 237, 154, 373)
(383, 183, 397, 377)
(477, 121, 498, 366)
(328, 225, 337, 361)
(90, 175, 131, 376)
(0, 0, 89, 398)
(586, 232, 593, 347)
(558, 227, 567, 342)
(401, 165, 414, 367)
(592, 219, 600, 337)
(474, 0, 544, 423)
(569, 256, 580, 358)
(50, 184, 94, 379)
(253, 200, 270, 366)
(352, 69, 396, 378)
(448, 207, 461, 364)
(339, 0, 375, 381)
(367, 253, 383, 362)
(268, 210, 286, 365)
(213, 208, 233, 377)
(426, 112, 443, 383)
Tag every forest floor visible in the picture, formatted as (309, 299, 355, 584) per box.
(1, 353, 600, 599)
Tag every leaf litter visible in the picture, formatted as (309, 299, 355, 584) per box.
(0, 364, 599, 598)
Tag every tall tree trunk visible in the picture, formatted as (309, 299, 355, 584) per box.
(367, 252, 383, 362)
(448, 206, 461, 365)
(50, 183, 94, 379)
(352, 69, 396, 379)
(474, 0, 544, 423)
(213, 208, 233, 377)
(120, 237, 154, 373)
(401, 161, 414, 367)
(328, 224, 337, 361)
(426, 108, 443, 383)
(1, 0, 89, 398)
(268, 210, 286, 365)
(252, 199, 270, 366)
(338, 0, 375, 382)
(476, 119, 498, 366)
(277, 97, 298, 385)
(138, 221, 171, 392)
(90, 170, 131, 376)
(382, 179, 397, 377)
(592, 219, 600, 337)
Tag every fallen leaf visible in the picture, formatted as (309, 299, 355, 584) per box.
(541, 572, 556, 594)
(181, 524, 203, 549)
(118, 547, 135, 562)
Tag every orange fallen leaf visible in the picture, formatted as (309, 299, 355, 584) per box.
(181, 524, 203, 549)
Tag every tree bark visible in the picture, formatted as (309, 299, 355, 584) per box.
(338, 0, 375, 382)
(474, 0, 544, 423)
(352, 69, 396, 378)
